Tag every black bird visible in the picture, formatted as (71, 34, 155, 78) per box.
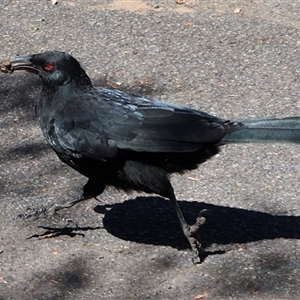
(6, 51, 300, 262)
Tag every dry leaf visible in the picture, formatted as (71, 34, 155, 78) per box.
(194, 292, 208, 300)
(0, 277, 7, 284)
(138, 78, 150, 85)
(38, 233, 56, 239)
(85, 205, 93, 211)
(187, 176, 200, 181)
(234, 7, 242, 14)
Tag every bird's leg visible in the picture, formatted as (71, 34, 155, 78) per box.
(168, 188, 206, 263)
(16, 179, 106, 220)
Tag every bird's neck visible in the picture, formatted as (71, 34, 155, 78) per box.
(41, 76, 92, 91)
(73, 69, 93, 87)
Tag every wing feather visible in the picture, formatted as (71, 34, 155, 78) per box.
(51, 88, 227, 160)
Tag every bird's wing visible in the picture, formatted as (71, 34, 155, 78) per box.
(50, 93, 140, 161)
(51, 88, 228, 161)
(100, 89, 228, 152)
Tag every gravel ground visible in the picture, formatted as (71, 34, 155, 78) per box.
(1, 1, 300, 299)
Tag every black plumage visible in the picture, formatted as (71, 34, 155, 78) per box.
(8, 51, 300, 262)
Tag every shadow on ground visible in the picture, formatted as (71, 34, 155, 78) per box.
(0, 257, 92, 300)
(33, 196, 300, 259)
(99, 196, 300, 251)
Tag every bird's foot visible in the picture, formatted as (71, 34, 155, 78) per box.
(183, 209, 208, 264)
(15, 198, 84, 221)
(16, 204, 59, 220)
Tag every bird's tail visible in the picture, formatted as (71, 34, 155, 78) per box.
(221, 117, 300, 144)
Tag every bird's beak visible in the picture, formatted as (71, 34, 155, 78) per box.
(10, 55, 39, 74)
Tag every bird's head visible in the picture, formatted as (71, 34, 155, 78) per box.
(10, 51, 92, 88)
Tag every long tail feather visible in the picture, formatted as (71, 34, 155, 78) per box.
(221, 117, 300, 144)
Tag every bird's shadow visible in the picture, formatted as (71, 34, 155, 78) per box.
(27, 225, 103, 240)
(31, 196, 300, 255)
(93, 196, 300, 251)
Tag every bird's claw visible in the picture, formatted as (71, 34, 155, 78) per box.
(15, 203, 68, 220)
(189, 236, 205, 264)
(16, 206, 49, 220)
(183, 209, 208, 263)
(61, 216, 78, 227)
(188, 228, 205, 264)
(15, 204, 79, 228)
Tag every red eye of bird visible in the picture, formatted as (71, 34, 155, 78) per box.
(44, 63, 54, 71)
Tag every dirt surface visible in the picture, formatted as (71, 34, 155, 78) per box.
(1, 1, 300, 299)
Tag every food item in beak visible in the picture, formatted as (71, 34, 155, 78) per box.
(0, 60, 13, 73)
